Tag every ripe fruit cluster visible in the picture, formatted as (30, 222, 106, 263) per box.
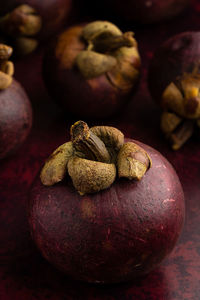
(1, 0, 194, 286)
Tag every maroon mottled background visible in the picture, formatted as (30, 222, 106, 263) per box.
(0, 0, 200, 299)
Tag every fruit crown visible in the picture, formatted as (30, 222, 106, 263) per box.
(75, 21, 141, 91)
(40, 121, 152, 195)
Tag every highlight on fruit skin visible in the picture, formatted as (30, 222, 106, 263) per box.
(43, 20, 141, 119)
(29, 122, 185, 283)
(148, 31, 200, 150)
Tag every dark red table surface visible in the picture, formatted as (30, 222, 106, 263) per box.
(1, 1, 200, 299)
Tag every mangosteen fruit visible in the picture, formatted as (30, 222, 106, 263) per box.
(28, 121, 185, 283)
(0, 0, 72, 56)
(0, 44, 32, 159)
(42, 21, 141, 119)
(148, 31, 200, 150)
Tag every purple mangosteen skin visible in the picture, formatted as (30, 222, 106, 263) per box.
(108, 0, 189, 24)
(43, 56, 133, 119)
(28, 140, 185, 284)
(148, 31, 200, 104)
(0, 0, 72, 40)
(0, 79, 32, 159)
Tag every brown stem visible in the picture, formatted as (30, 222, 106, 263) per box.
(90, 126, 124, 163)
(92, 32, 136, 54)
(70, 121, 111, 163)
(169, 120, 194, 150)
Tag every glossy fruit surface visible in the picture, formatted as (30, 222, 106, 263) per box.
(0, 79, 32, 159)
(29, 140, 184, 283)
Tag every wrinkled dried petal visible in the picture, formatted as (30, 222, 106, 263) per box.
(76, 50, 117, 79)
(162, 82, 185, 116)
(0, 71, 12, 89)
(162, 75, 200, 119)
(181, 74, 200, 98)
(181, 76, 200, 118)
(169, 120, 194, 150)
(118, 142, 151, 180)
(0, 44, 13, 61)
(68, 156, 116, 195)
(40, 142, 74, 186)
(1, 61, 14, 76)
(161, 111, 182, 134)
(107, 46, 140, 91)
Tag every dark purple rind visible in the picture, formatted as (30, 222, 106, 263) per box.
(0, 79, 32, 159)
(0, 0, 72, 40)
(148, 31, 200, 104)
(28, 139, 185, 284)
(107, 0, 189, 24)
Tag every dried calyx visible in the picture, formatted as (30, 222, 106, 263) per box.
(0, 44, 14, 90)
(40, 121, 152, 195)
(75, 21, 141, 91)
(0, 5, 42, 56)
(161, 73, 200, 150)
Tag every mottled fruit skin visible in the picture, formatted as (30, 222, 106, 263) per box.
(107, 0, 189, 24)
(0, 79, 32, 159)
(29, 140, 185, 284)
(0, 0, 72, 40)
(148, 31, 200, 104)
(43, 26, 140, 119)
